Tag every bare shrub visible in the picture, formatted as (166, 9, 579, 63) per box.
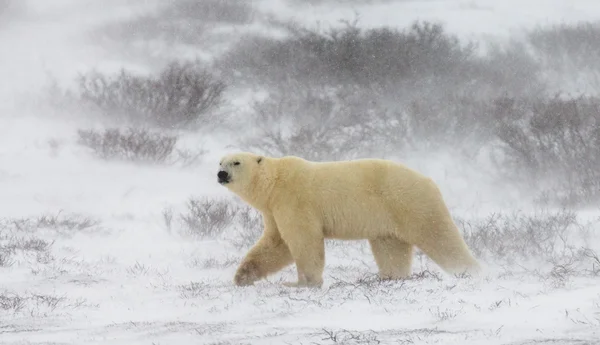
(30, 293, 67, 311)
(226, 206, 263, 249)
(0, 212, 98, 235)
(0, 213, 98, 267)
(178, 281, 210, 299)
(76, 61, 226, 129)
(580, 248, 600, 276)
(527, 22, 600, 71)
(321, 328, 381, 345)
(328, 272, 395, 290)
(126, 262, 151, 277)
(0, 292, 26, 312)
(36, 214, 97, 232)
(15, 238, 51, 252)
(78, 128, 176, 162)
(240, 83, 404, 161)
(474, 39, 544, 98)
(195, 256, 238, 270)
(0, 251, 14, 267)
(240, 81, 498, 160)
(221, 20, 474, 87)
(492, 95, 600, 206)
(458, 209, 595, 271)
(169, 198, 263, 247)
(1, 236, 52, 254)
(429, 306, 463, 322)
(0, 233, 54, 268)
(162, 207, 174, 233)
(399, 94, 495, 154)
(219, 19, 541, 98)
(0, 291, 80, 315)
(179, 198, 238, 238)
(77, 127, 205, 165)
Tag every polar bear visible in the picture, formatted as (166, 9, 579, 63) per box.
(217, 152, 481, 288)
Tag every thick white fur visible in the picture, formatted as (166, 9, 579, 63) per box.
(218, 152, 481, 288)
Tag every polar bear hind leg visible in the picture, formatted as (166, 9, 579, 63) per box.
(369, 237, 413, 279)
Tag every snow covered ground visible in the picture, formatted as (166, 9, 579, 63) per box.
(1, 1, 600, 344)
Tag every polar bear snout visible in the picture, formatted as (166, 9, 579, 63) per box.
(217, 170, 230, 184)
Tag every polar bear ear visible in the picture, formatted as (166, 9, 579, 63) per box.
(257, 157, 263, 164)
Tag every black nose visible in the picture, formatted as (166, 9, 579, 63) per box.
(217, 170, 229, 183)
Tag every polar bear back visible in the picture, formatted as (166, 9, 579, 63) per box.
(270, 157, 451, 242)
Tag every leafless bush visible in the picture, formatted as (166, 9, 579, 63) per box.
(429, 306, 463, 322)
(126, 262, 151, 277)
(36, 213, 97, 232)
(527, 22, 600, 71)
(0, 213, 102, 268)
(30, 293, 67, 311)
(179, 198, 238, 238)
(0, 291, 26, 312)
(221, 19, 474, 86)
(328, 273, 392, 290)
(178, 281, 230, 301)
(458, 209, 595, 270)
(195, 256, 238, 270)
(0, 233, 54, 268)
(399, 95, 495, 154)
(321, 328, 381, 345)
(0, 291, 81, 316)
(219, 19, 540, 99)
(76, 61, 226, 129)
(0, 213, 98, 268)
(178, 281, 210, 299)
(474, 39, 544, 98)
(77, 127, 205, 165)
(226, 206, 263, 249)
(579, 247, 600, 276)
(1, 234, 52, 254)
(406, 270, 444, 282)
(492, 95, 600, 206)
(78, 128, 176, 163)
(13, 238, 51, 252)
(240, 83, 405, 161)
(168, 198, 263, 247)
(240, 81, 499, 160)
(0, 251, 13, 267)
(162, 207, 174, 233)
(0, 212, 98, 235)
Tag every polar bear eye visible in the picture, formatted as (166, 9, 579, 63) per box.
(233, 161, 241, 166)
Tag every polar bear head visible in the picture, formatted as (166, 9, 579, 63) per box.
(217, 152, 270, 208)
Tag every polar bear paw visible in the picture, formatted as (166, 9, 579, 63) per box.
(234, 261, 260, 286)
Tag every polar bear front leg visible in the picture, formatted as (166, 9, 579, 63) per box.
(234, 214, 294, 286)
(281, 237, 325, 288)
(275, 215, 325, 288)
